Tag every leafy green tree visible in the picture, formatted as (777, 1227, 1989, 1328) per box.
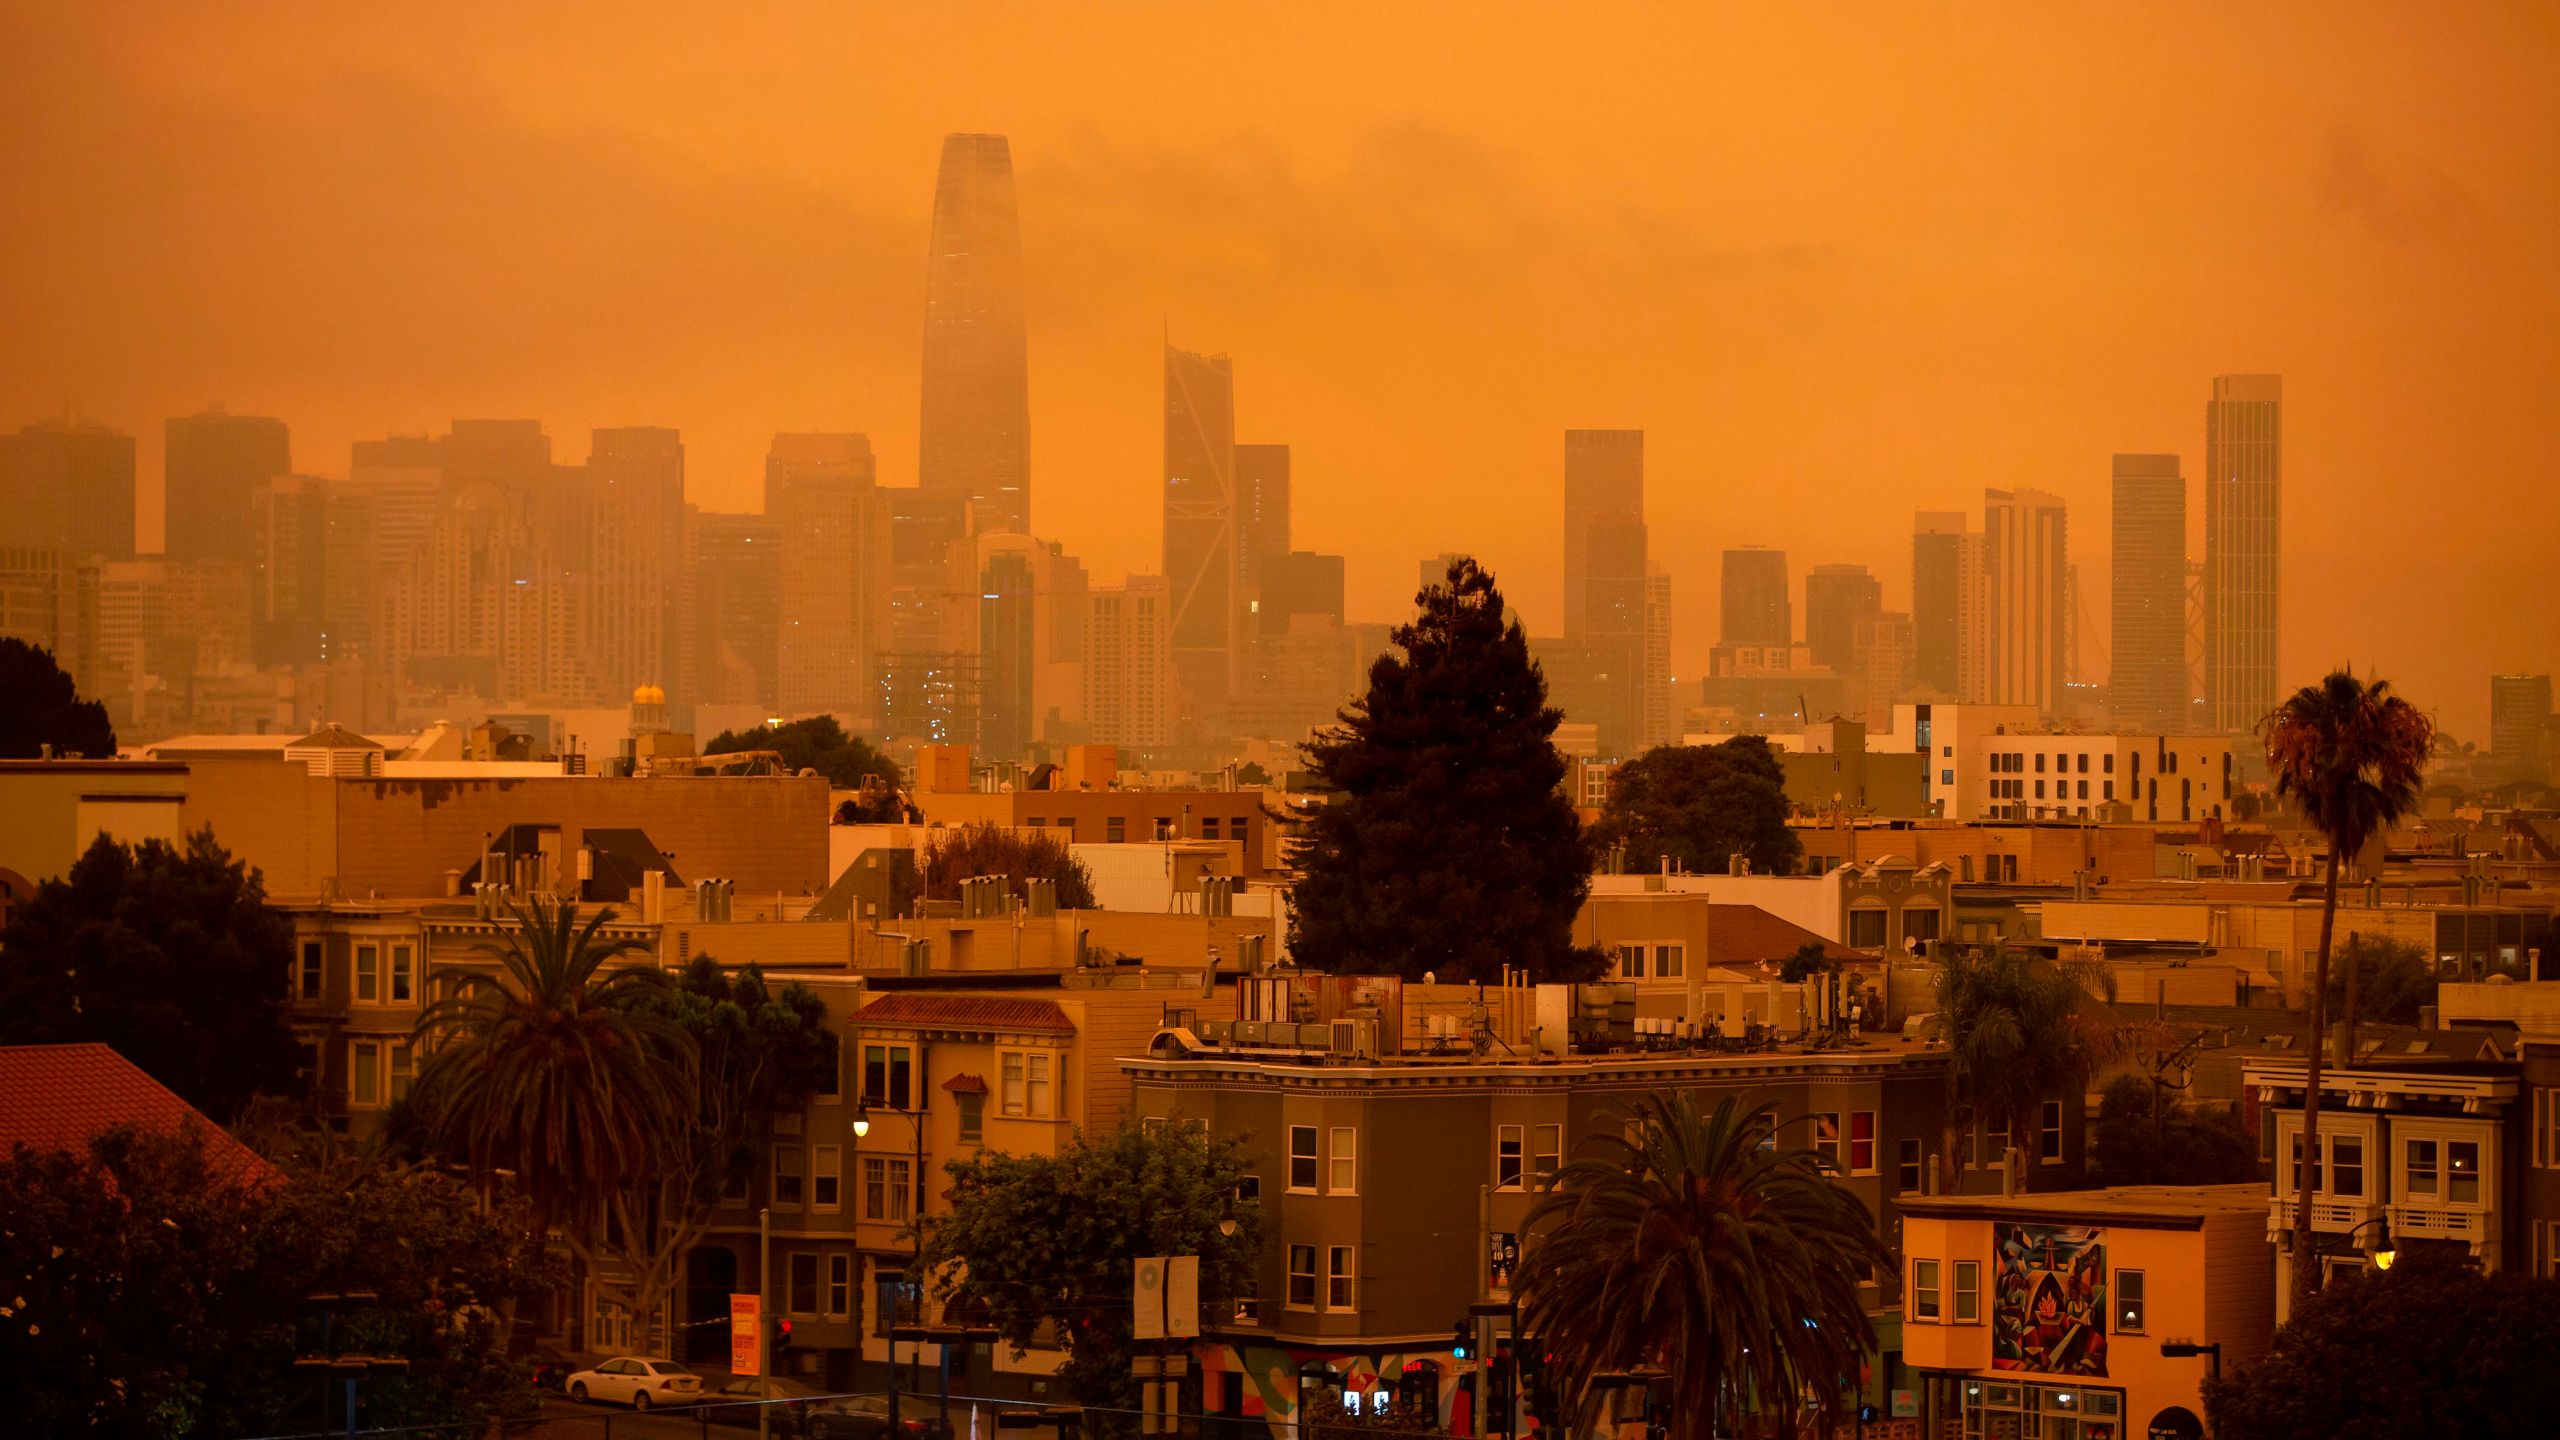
(1234, 761, 1272, 788)
(1591, 738, 1803, 877)
(0, 637, 116, 758)
(0, 1124, 556, 1439)
(2260, 671, 2431, 1314)
(1518, 1092, 1889, 1440)
(1289, 557, 1600, 983)
(0, 830, 305, 1118)
(409, 898, 697, 1342)
(923, 820, 1099, 909)
(2321, 933, 2437, 1026)
(918, 1123, 1261, 1431)
(1933, 945, 2117, 1191)
(706, 715, 903, 792)
(2207, 1254, 2560, 1439)
(2088, 1073, 2259, 1186)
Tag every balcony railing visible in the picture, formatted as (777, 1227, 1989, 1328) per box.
(2389, 1202, 2491, 1247)
(2266, 1195, 2384, 1238)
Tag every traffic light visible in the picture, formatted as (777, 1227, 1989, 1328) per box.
(771, 1317, 794, 1368)
(1489, 1340, 1516, 1433)
(1451, 1319, 1473, 1361)
(1520, 1350, 1559, 1429)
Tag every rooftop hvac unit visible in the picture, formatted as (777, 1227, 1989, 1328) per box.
(1232, 1020, 1265, 1046)
(1199, 874, 1238, 917)
(1026, 877, 1058, 917)
(1236, 934, 1267, 974)
(902, 938, 932, 977)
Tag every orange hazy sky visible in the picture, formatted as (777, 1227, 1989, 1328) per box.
(4, 3, 2554, 736)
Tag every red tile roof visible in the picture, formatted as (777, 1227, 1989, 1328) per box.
(1706, 905, 1868, 966)
(0, 1043, 277, 1188)
(856, 994, 1075, 1034)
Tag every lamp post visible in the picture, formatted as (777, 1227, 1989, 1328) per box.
(855, 1098, 928, 1436)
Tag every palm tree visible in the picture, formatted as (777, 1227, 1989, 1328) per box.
(1517, 1091, 1889, 1440)
(2260, 671, 2432, 1316)
(1933, 944, 2120, 1194)
(411, 898, 696, 1342)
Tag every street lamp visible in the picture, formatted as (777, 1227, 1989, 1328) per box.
(2159, 1339, 2221, 1384)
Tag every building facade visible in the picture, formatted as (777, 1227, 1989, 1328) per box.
(2202, 375, 2281, 734)
(2108, 454, 2187, 734)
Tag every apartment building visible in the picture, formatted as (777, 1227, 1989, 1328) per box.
(1884, 704, 2233, 824)
(1899, 1185, 2273, 1440)
(1124, 974, 2089, 1436)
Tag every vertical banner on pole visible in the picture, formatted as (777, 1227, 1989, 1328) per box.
(731, 1293, 763, 1376)
(1133, 1257, 1167, 1340)
(1166, 1255, 1201, 1339)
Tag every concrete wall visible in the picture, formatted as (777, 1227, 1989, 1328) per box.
(0, 761, 192, 883)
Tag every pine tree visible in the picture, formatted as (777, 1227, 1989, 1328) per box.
(1288, 558, 1601, 982)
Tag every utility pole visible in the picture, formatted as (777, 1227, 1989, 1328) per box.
(759, 1205, 772, 1440)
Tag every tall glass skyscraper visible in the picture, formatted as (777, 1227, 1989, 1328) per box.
(2203, 374, 2281, 733)
(1163, 343, 1238, 724)
(919, 133, 1030, 534)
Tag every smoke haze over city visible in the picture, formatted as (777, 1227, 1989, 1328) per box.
(3, 3, 2555, 735)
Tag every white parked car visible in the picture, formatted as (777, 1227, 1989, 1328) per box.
(567, 1356, 705, 1409)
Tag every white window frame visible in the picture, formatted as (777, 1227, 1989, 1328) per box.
(787, 1251, 819, 1317)
(812, 1144, 842, 1213)
(1953, 1260, 1980, 1323)
(349, 1038, 382, 1108)
(388, 942, 414, 1003)
(354, 942, 381, 1003)
(1533, 1123, 1562, 1180)
(1912, 1259, 1941, 1321)
(863, 1043, 915, 1111)
(1847, 1111, 1878, 1175)
(774, 1145, 805, 1208)
(299, 940, 323, 1000)
(389, 1041, 413, 1104)
(1326, 1245, 1356, 1311)
(1286, 1244, 1318, 1310)
(1613, 944, 1644, 980)
(2115, 1268, 2146, 1334)
(1810, 1112, 1841, 1170)
(1654, 943, 1684, 979)
(828, 1254, 853, 1319)
(2038, 1099, 2065, 1163)
(1328, 1126, 1358, 1194)
(1496, 1125, 1525, 1190)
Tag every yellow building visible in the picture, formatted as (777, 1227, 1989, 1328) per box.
(1899, 1185, 2272, 1440)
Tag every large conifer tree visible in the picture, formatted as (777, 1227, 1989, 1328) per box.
(1288, 558, 1601, 982)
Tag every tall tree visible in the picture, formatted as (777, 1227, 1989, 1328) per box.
(1289, 558, 1600, 982)
(706, 715, 903, 792)
(409, 898, 698, 1342)
(923, 821, 1099, 909)
(1933, 945, 2117, 1192)
(0, 1124, 557, 1439)
(0, 830, 305, 1118)
(0, 637, 116, 759)
(1517, 1092, 1889, 1440)
(2321, 933, 2438, 1026)
(2260, 671, 2431, 1316)
(2207, 1254, 2560, 1440)
(1591, 738, 1803, 877)
(2088, 1073, 2260, 1186)
(917, 1123, 1260, 1431)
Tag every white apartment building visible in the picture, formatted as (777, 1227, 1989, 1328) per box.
(1883, 703, 2232, 823)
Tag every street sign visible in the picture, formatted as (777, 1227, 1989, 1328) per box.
(731, 1293, 762, 1376)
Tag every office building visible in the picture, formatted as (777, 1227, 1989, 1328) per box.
(585, 427, 687, 701)
(976, 535, 1044, 760)
(249, 474, 331, 667)
(1642, 569, 1674, 749)
(919, 134, 1031, 534)
(1720, 548, 1791, 647)
(1, 418, 136, 561)
(2110, 454, 2187, 734)
(2491, 674, 2554, 784)
(1804, 563, 1882, 675)
(685, 510, 782, 709)
(165, 409, 291, 566)
(1912, 512, 1977, 701)
(1085, 575, 1176, 751)
(2203, 375, 2282, 733)
(1164, 345, 1238, 728)
(768, 434, 888, 721)
(1235, 443, 1291, 602)
(1560, 429, 1649, 756)
(1982, 489, 2068, 714)
(879, 488, 978, 744)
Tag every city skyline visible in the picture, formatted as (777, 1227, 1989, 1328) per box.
(3, 6, 2555, 737)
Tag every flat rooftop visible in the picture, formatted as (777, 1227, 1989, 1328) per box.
(1898, 1183, 2268, 1228)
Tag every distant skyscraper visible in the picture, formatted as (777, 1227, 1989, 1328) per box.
(1720, 548, 1790, 647)
(1259, 551, 1346, 636)
(977, 537, 1041, 759)
(1235, 443, 1291, 603)
(249, 474, 330, 667)
(2204, 374, 2282, 733)
(1982, 488, 2069, 713)
(585, 426, 686, 699)
(1911, 512, 1970, 697)
(768, 433, 886, 719)
(686, 509, 782, 708)
(165, 410, 290, 566)
(2110, 454, 2188, 733)
(1642, 569, 1674, 748)
(1163, 344, 1238, 729)
(1, 419, 136, 561)
(1802, 563, 1882, 674)
(1419, 552, 1471, 595)
(919, 134, 1031, 534)
(2490, 674, 2554, 783)
(880, 487, 977, 743)
(1562, 429, 1649, 756)
(1085, 575, 1176, 750)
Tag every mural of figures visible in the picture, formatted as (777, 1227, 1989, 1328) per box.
(1194, 1340, 1468, 1438)
(1990, 1223, 2109, 1377)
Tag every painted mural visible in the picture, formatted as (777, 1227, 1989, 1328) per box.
(1991, 1222, 2108, 1376)
(1195, 1339, 1469, 1439)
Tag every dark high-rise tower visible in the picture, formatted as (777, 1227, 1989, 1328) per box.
(166, 409, 290, 565)
(1, 418, 136, 560)
(2110, 454, 2187, 733)
(1163, 343, 1238, 725)
(1803, 563, 1882, 674)
(1234, 442, 1291, 599)
(1720, 548, 1791, 647)
(1561, 430, 1649, 755)
(919, 134, 1031, 534)
(2204, 374, 2281, 733)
